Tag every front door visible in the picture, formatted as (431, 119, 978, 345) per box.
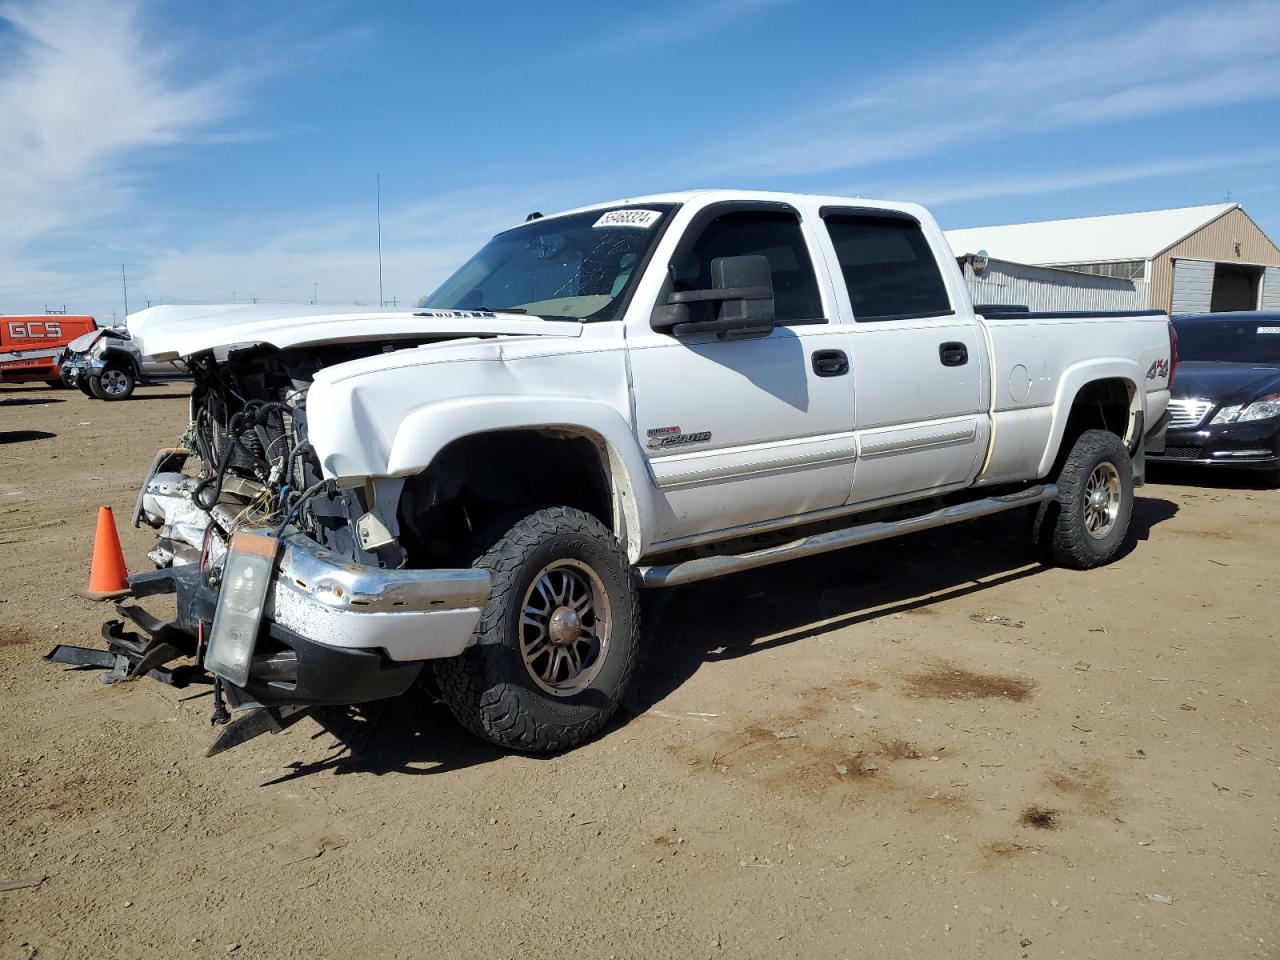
(627, 203, 856, 547)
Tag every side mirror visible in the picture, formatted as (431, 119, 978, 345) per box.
(651, 255, 775, 340)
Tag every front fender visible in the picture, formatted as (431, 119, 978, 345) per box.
(1036, 359, 1141, 477)
(309, 381, 656, 561)
(392, 397, 656, 561)
(101, 346, 142, 377)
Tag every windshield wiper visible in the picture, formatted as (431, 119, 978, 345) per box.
(416, 305, 528, 315)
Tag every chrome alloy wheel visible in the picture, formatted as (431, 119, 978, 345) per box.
(100, 368, 130, 397)
(519, 559, 611, 696)
(1083, 461, 1122, 539)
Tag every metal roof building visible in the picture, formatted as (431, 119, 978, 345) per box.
(956, 255, 1147, 314)
(945, 203, 1280, 315)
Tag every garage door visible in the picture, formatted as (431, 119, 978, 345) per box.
(1263, 266, 1280, 312)
(1171, 259, 1214, 314)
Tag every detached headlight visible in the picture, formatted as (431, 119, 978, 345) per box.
(1212, 394, 1280, 425)
(204, 530, 280, 687)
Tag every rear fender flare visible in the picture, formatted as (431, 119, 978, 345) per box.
(1037, 360, 1141, 477)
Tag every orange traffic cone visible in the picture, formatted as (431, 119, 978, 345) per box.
(82, 505, 131, 601)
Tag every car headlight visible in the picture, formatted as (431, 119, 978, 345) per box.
(1211, 394, 1280, 425)
(204, 530, 280, 687)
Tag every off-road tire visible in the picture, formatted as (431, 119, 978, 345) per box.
(76, 376, 95, 396)
(432, 506, 641, 752)
(1033, 429, 1133, 569)
(88, 363, 135, 401)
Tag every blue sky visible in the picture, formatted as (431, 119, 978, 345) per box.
(2, 0, 1279, 321)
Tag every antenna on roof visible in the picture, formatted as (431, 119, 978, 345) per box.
(377, 173, 385, 308)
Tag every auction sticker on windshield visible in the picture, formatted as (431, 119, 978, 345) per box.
(1258, 326, 1280, 334)
(594, 209, 662, 229)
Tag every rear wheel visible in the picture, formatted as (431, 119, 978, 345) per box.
(89, 363, 135, 401)
(1033, 429, 1133, 569)
(432, 506, 640, 752)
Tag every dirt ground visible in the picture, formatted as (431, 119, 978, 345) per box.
(1, 379, 1278, 960)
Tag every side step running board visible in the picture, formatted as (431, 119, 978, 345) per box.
(637, 484, 1058, 588)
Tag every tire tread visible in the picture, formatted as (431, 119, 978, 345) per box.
(433, 506, 640, 753)
(1034, 429, 1133, 569)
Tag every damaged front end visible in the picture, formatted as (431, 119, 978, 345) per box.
(48, 343, 490, 755)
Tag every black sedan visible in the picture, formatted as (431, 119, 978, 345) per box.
(1148, 311, 1280, 481)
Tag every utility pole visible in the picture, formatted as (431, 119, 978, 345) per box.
(312, 282, 318, 305)
(377, 173, 385, 308)
(121, 264, 129, 318)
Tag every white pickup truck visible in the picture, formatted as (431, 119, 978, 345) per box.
(49, 190, 1174, 755)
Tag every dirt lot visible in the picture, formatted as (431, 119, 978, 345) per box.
(1, 379, 1277, 959)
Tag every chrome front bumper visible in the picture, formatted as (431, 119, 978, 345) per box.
(268, 534, 491, 661)
(139, 469, 491, 663)
(60, 355, 89, 383)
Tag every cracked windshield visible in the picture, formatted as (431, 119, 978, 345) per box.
(420, 205, 673, 321)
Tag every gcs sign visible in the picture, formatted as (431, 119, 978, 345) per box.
(6, 320, 63, 339)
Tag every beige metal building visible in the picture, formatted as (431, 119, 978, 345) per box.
(945, 203, 1280, 314)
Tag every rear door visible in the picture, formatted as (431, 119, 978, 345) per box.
(816, 207, 989, 505)
(1172, 259, 1214, 314)
(627, 201, 856, 546)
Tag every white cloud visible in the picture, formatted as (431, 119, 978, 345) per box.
(0, 0, 234, 257)
(702, 0, 1280, 177)
(128, 185, 577, 311)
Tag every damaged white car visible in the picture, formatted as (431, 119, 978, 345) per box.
(47, 190, 1174, 755)
(59, 326, 186, 399)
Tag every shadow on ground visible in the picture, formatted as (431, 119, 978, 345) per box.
(259, 696, 504, 786)
(0, 396, 64, 407)
(262, 495, 1179, 783)
(624, 494, 1177, 715)
(1, 430, 57, 444)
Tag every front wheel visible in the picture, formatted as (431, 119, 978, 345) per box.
(88, 364, 135, 401)
(432, 506, 640, 752)
(1033, 429, 1134, 569)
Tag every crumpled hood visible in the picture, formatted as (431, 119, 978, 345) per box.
(125, 303, 583, 360)
(65, 327, 127, 355)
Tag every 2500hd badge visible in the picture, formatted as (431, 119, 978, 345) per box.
(646, 426, 712, 448)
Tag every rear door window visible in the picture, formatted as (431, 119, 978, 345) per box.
(823, 214, 952, 322)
